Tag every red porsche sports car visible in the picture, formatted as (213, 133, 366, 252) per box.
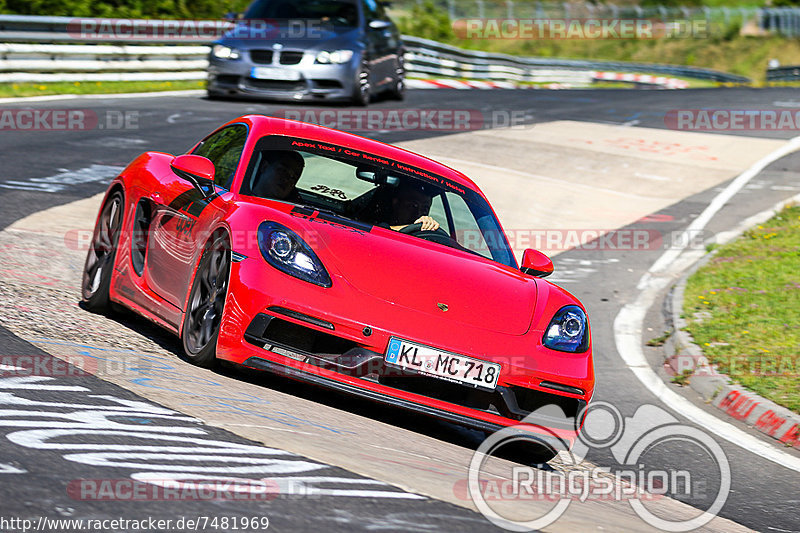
(82, 115, 594, 459)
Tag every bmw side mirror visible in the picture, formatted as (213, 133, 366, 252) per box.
(171, 155, 216, 198)
(520, 249, 553, 277)
(369, 20, 392, 30)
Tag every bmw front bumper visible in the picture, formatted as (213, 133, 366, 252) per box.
(207, 56, 357, 101)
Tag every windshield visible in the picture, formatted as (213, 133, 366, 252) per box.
(240, 135, 517, 268)
(244, 0, 359, 26)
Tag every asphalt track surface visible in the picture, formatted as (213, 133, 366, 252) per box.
(1, 88, 799, 532)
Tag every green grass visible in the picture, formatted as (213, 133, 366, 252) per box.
(647, 330, 674, 347)
(683, 205, 800, 414)
(0, 80, 205, 98)
(431, 35, 800, 84)
(396, 2, 800, 83)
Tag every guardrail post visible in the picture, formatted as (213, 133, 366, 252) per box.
(658, 5, 667, 25)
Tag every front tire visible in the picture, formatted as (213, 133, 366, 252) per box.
(351, 61, 371, 106)
(181, 233, 231, 368)
(388, 61, 406, 101)
(81, 191, 124, 314)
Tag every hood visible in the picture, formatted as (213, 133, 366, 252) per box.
(219, 22, 361, 51)
(314, 224, 537, 336)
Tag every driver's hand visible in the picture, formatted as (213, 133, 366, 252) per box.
(415, 216, 440, 231)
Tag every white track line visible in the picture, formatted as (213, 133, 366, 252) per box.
(614, 135, 800, 473)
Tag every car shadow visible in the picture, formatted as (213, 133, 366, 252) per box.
(85, 300, 556, 470)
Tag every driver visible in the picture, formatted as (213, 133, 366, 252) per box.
(386, 182, 440, 232)
(251, 150, 305, 202)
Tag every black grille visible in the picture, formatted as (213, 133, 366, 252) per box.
(246, 315, 356, 356)
(379, 375, 495, 411)
(279, 51, 304, 65)
(250, 50, 274, 64)
(243, 315, 583, 425)
(215, 74, 239, 85)
(312, 79, 343, 89)
(511, 386, 582, 418)
(245, 78, 305, 91)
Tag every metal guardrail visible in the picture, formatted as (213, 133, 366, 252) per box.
(402, 36, 749, 84)
(0, 15, 748, 85)
(766, 65, 800, 82)
(389, 0, 800, 38)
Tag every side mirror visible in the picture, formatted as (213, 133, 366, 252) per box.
(355, 166, 400, 186)
(520, 249, 553, 278)
(356, 166, 381, 183)
(171, 155, 216, 197)
(368, 20, 392, 30)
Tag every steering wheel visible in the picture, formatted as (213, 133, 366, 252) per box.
(399, 223, 453, 245)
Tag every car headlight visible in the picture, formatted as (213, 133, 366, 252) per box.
(543, 305, 589, 353)
(315, 50, 354, 64)
(212, 44, 241, 60)
(257, 222, 332, 287)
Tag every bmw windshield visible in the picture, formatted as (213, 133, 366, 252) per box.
(244, 0, 359, 27)
(241, 135, 517, 268)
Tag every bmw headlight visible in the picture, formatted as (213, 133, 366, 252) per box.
(212, 44, 241, 60)
(257, 222, 331, 287)
(543, 305, 589, 353)
(315, 50, 354, 64)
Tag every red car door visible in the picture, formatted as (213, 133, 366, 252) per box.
(144, 123, 248, 309)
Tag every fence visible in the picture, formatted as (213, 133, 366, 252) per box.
(387, 0, 800, 38)
(0, 15, 749, 86)
(766, 65, 800, 82)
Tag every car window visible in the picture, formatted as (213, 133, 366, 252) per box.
(243, 149, 376, 202)
(446, 191, 488, 253)
(361, 0, 380, 20)
(241, 135, 517, 268)
(245, 0, 359, 26)
(428, 195, 450, 234)
(192, 124, 248, 189)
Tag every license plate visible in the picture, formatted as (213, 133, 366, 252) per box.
(250, 66, 301, 81)
(384, 338, 501, 390)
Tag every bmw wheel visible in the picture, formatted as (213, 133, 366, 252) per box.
(389, 60, 406, 101)
(351, 60, 371, 106)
